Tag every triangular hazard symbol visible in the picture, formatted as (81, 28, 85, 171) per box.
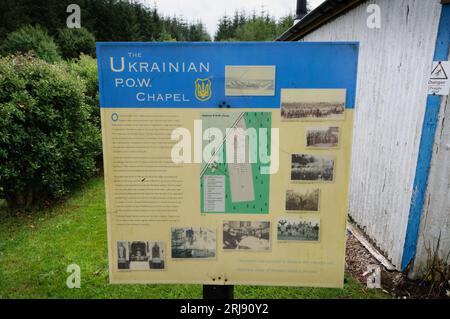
(430, 62, 448, 80)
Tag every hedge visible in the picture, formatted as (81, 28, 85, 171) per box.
(0, 54, 101, 208)
(66, 54, 100, 127)
(56, 27, 96, 60)
(0, 25, 61, 63)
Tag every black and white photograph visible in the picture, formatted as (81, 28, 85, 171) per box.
(277, 217, 320, 242)
(285, 188, 320, 212)
(291, 154, 335, 182)
(171, 227, 216, 259)
(281, 89, 346, 120)
(223, 221, 270, 251)
(225, 65, 276, 96)
(306, 127, 340, 148)
(117, 241, 165, 270)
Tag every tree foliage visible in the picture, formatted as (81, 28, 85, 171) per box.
(162, 17, 210, 42)
(215, 11, 295, 41)
(0, 25, 60, 63)
(0, 0, 211, 44)
(56, 27, 96, 59)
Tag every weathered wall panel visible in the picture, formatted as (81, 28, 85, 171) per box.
(302, 0, 442, 268)
(412, 93, 450, 278)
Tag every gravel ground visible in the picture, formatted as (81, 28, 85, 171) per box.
(345, 229, 450, 299)
(345, 230, 381, 284)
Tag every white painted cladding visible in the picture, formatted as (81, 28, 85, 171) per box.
(301, 0, 442, 268)
(412, 92, 450, 278)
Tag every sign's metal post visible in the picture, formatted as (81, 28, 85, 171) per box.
(203, 285, 234, 299)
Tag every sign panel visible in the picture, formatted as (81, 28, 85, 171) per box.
(428, 61, 450, 95)
(97, 42, 359, 287)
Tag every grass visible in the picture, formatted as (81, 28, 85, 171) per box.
(0, 177, 389, 299)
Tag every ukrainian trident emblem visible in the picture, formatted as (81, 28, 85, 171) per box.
(195, 78, 212, 101)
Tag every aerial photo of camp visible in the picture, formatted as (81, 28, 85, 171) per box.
(225, 65, 275, 96)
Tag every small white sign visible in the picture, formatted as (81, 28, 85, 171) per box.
(428, 61, 450, 96)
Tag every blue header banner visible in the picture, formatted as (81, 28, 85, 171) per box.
(96, 42, 359, 109)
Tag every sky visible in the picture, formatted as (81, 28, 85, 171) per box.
(139, 0, 326, 37)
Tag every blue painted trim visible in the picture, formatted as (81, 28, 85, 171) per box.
(401, 4, 450, 270)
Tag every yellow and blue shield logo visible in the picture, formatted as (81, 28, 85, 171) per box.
(195, 78, 212, 101)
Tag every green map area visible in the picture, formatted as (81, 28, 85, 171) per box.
(200, 112, 272, 214)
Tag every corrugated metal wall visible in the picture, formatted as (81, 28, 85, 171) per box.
(412, 92, 450, 278)
(302, 0, 442, 268)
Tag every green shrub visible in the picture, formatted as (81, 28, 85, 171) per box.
(0, 25, 60, 63)
(66, 54, 100, 127)
(56, 27, 96, 60)
(0, 54, 101, 208)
